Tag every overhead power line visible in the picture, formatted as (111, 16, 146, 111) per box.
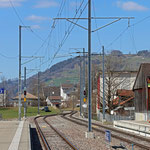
(0, 52, 18, 59)
(9, 0, 44, 42)
(131, 15, 150, 27)
(38, 0, 87, 68)
(47, 1, 88, 68)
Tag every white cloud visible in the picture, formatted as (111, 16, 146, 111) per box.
(30, 25, 40, 29)
(34, 0, 58, 8)
(0, 0, 24, 8)
(116, 1, 148, 11)
(26, 15, 50, 22)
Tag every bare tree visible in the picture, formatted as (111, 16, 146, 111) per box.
(99, 54, 134, 114)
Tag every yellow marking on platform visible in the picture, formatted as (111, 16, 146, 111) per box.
(42, 126, 47, 128)
(92, 125, 99, 128)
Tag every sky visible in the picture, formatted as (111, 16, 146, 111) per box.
(0, 0, 150, 80)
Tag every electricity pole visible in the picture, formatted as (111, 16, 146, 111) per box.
(24, 67, 27, 118)
(69, 48, 87, 116)
(79, 56, 83, 116)
(88, 0, 92, 132)
(83, 48, 86, 94)
(38, 72, 40, 115)
(102, 46, 105, 120)
(18, 25, 22, 121)
(53, 0, 134, 137)
(18, 25, 30, 121)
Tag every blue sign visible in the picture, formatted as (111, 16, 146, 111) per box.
(105, 130, 111, 143)
(0, 88, 4, 94)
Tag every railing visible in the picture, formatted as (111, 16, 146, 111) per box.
(83, 112, 135, 122)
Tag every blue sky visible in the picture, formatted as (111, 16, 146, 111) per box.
(0, 0, 150, 80)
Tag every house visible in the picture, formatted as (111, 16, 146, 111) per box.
(112, 89, 134, 116)
(43, 86, 60, 98)
(133, 63, 150, 121)
(45, 86, 61, 107)
(97, 71, 137, 104)
(60, 84, 76, 101)
(46, 96, 61, 107)
(97, 71, 137, 108)
(12, 92, 38, 106)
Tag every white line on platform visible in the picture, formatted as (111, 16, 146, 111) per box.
(8, 121, 24, 150)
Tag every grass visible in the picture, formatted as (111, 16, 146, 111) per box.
(0, 106, 61, 120)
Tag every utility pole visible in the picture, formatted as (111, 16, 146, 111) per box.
(24, 67, 27, 118)
(38, 72, 40, 115)
(83, 48, 86, 93)
(69, 48, 86, 116)
(102, 46, 105, 120)
(18, 25, 22, 121)
(88, 0, 92, 133)
(53, 0, 134, 137)
(79, 56, 83, 116)
(18, 25, 30, 121)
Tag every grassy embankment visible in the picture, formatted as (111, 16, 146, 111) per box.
(0, 106, 61, 120)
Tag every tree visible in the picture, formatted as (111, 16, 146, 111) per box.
(137, 50, 150, 57)
(99, 54, 133, 114)
(111, 50, 123, 57)
(27, 76, 46, 101)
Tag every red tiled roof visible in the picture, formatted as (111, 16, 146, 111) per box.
(48, 96, 62, 100)
(113, 96, 134, 106)
(120, 97, 134, 105)
(13, 92, 38, 100)
(116, 89, 134, 97)
(61, 84, 74, 88)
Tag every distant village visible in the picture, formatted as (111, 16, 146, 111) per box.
(0, 63, 150, 122)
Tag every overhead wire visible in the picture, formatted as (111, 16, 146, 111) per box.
(92, 1, 102, 49)
(129, 26, 137, 54)
(39, 0, 87, 68)
(47, 1, 88, 68)
(106, 27, 129, 49)
(0, 52, 18, 59)
(9, 0, 44, 42)
(106, 15, 150, 49)
(26, 0, 68, 75)
(43, 0, 67, 67)
(130, 15, 150, 27)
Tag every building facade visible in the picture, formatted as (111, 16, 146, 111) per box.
(133, 63, 150, 121)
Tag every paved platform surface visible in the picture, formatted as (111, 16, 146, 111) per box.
(0, 120, 30, 150)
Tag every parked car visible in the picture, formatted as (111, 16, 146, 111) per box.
(76, 104, 80, 107)
(44, 106, 51, 112)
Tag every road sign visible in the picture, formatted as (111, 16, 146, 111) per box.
(105, 130, 111, 142)
(0, 88, 4, 94)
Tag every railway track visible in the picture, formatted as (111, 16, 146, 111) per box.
(34, 113, 78, 150)
(62, 111, 150, 150)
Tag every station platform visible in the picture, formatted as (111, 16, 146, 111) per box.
(114, 120, 150, 137)
(0, 120, 31, 150)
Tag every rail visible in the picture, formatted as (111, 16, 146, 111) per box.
(34, 112, 78, 150)
(62, 111, 150, 150)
